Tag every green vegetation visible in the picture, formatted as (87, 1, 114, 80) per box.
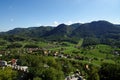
(99, 63, 120, 80)
(0, 37, 119, 80)
(0, 67, 18, 80)
(0, 20, 120, 80)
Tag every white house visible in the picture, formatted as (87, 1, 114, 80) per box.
(0, 60, 7, 67)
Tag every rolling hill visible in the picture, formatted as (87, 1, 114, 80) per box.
(0, 20, 120, 46)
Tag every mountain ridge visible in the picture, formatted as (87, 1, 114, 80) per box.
(0, 20, 120, 45)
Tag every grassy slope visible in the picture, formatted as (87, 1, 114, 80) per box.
(0, 38, 118, 66)
(56, 41, 116, 66)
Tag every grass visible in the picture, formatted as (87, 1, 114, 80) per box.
(63, 44, 117, 66)
(1, 39, 119, 67)
(77, 38, 84, 47)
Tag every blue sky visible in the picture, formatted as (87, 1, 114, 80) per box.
(0, 0, 120, 31)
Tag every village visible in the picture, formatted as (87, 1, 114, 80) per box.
(0, 47, 91, 80)
(0, 45, 120, 80)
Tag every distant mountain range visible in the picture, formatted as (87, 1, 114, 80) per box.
(0, 20, 120, 45)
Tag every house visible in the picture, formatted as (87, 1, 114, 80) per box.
(65, 75, 77, 80)
(11, 59, 17, 65)
(19, 66, 28, 72)
(53, 51, 58, 56)
(12, 65, 28, 72)
(44, 50, 48, 55)
(0, 60, 7, 67)
(58, 54, 64, 58)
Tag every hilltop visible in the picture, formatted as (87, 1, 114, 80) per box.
(0, 20, 120, 47)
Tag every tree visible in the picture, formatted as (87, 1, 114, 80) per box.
(82, 37, 100, 47)
(24, 44, 39, 48)
(0, 67, 18, 80)
(0, 39, 7, 46)
(87, 65, 100, 80)
(42, 68, 64, 80)
(99, 63, 120, 80)
(7, 42, 22, 48)
(33, 77, 42, 80)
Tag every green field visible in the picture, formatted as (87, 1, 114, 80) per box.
(0, 38, 120, 80)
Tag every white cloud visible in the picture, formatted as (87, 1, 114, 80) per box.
(52, 20, 84, 26)
(65, 20, 83, 25)
(67, 21, 72, 25)
(36, 23, 41, 26)
(53, 21, 59, 26)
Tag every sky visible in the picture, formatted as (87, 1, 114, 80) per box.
(0, 0, 120, 31)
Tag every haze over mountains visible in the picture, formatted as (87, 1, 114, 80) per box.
(0, 20, 120, 45)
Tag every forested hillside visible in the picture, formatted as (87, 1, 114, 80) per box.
(0, 20, 120, 80)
